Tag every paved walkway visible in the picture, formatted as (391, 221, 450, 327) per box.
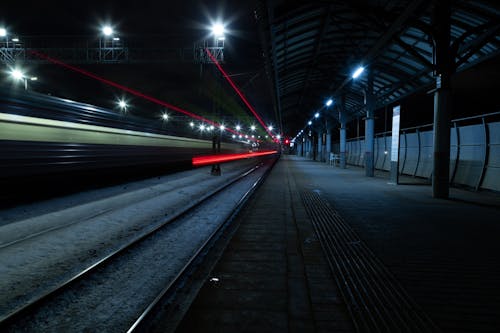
(178, 155, 500, 332)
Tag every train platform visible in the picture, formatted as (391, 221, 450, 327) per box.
(177, 155, 500, 333)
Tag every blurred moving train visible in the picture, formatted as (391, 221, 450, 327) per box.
(0, 88, 251, 184)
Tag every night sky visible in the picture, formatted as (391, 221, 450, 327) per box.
(1, 0, 274, 135)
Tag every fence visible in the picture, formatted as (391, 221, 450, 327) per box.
(331, 112, 500, 191)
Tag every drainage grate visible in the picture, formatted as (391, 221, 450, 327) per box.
(301, 190, 440, 333)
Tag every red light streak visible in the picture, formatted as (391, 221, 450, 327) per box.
(28, 49, 252, 138)
(192, 150, 278, 167)
(205, 48, 275, 139)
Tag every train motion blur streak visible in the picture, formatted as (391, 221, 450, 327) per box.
(0, 89, 249, 182)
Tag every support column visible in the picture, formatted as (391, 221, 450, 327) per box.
(339, 95, 347, 169)
(312, 133, 317, 161)
(211, 134, 221, 176)
(307, 137, 312, 158)
(317, 131, 323, 162)
(365, 72, 375, 177)
(326, 129, 332, 163)
(432, 0, 453, 198)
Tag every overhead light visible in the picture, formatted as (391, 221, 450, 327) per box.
(0, 28, 6, 37)
(12, 37, 19, 42)
(211, 23, 225, 39)
(268, 125, 273, 131)
(314, 112, 320, 118)
(10, 68, 24, 80)
(352, 66, 365, 79)
(102, 25, 113, 36)
(162, 113, 169, 120)
(326, 99, 333, 107)
(117, 99, 127, 109)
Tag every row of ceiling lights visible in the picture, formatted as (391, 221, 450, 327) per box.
(291, 66, 365, 143)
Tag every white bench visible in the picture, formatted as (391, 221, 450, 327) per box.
(329, 153, 340, 166)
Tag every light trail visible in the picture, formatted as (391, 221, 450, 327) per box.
(205, 48, 276, 140)
(192, 150, 278, 167)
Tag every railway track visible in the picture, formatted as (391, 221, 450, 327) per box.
(0, 156, 277, 332)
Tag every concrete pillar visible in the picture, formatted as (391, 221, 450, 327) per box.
(326, 130, 332, 163)
(432, 0, 453, 198)
(339, 96, 347, 169)
(307, 137, 312, 158)
(365, 72, 375, 177)
(317, 131, 323, 161)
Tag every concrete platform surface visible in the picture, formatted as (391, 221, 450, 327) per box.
(177, 155, 500, 332)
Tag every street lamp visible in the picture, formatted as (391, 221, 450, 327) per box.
(250, 125, 256, 131)
(117, 99, 128, 111)
(102, 25, 113, 36)
(10, 68, 37, 90)
(211, 23, 225, 40)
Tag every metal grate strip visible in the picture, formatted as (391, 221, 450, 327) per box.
(300, 190, 440, 332)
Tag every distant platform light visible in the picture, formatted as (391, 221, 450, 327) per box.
(308, 121, 312, 125)
(190, 121, 195, 128)
(209, 125, 215, 131)
(326, 99, 333, 107)
(199, 124, 206, 131)
(0, 28, 6, 37)
(112, 37, 120, 41)
(10, 69, 24, 80)
(268, 125, 273, 131)
(235, 125, 241, 131)
(232, 134, 236, 139)
(314, 112, 319, 118)
(220, 125, 225, 131)
(250, 125, 256, 131)
(352, 66, 365, 79)
(118, 99, 127, 109)
(102, 26, 113, 36)
(30, 76, 38, 81)
(162, 113, 169, 120)
(12, 37, 19, 42)
(276, 134, 281, 140)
